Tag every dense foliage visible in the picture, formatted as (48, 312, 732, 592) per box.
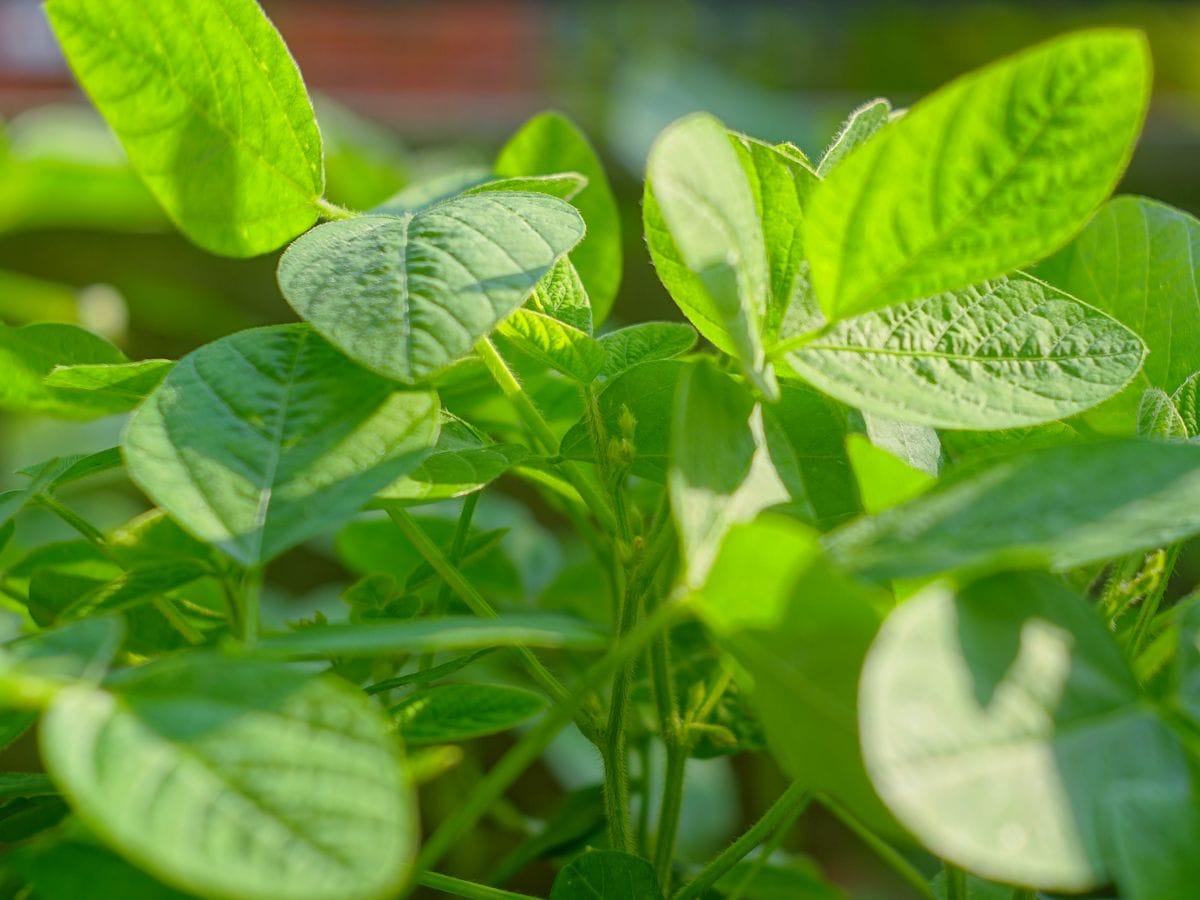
(0, 3, 1195, 898)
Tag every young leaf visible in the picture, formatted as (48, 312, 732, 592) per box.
(391, 682, 546, 745)
(44, 359, 174, 412)
(806, 29, 1150, 319)
(1137, 388, 1187, 439)
(598, 322, 697, 379)
(1038, 196, 1200, 430)
(45, 0, 324, 257)
(123, 324, 439, 566)
(41, 654, 416, 900)
(496, 111, 622, 322)
(1172, 371, 1200, 437)
(0, 322, 129, 418)
(550, 850, 663, 900)
(495, 308, 606, 383)
(780, 274, 1145, 430)
(277, 193, 584, 384)
(671, 360, 790, 587)
(829, 439, 1200, 581)
(816, 97, 892, 176)
(645, 113, 777, 398)
(859, 572, 1190, 890)
(530, 257, 593, 334)
(256, 613, 605, 659)
(696, 514, 895, 831)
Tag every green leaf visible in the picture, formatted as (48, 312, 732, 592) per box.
(277, 193, 584, 384)
(816, 97, 892, 177)
(1038, 196, 1200, 430)
(780, 274, 1145, 430)
(715, 859, 845, 900)
(829, 439, 1200, 581)
(670, 360, 790, 587)
(0, 449, 123, 530)
(550, 850, 663, 900)
(598, 322, 697, 379)
(645, 113, 777, 398)
(560, 359, 686, 480)
(495, 308, 606, 383)
(489, 786, 605, 886)
(530, 257, 593, 333)
(0, 773, 56, 801)
(859, 572, 1190, 890)
(806, 29, 1150, 319)
(256, 613, 605, 659)
(863, 413, 941, 476)
(1107, 786, 1200, 900)
(1172, 371, 1200, 437)
(696, 514, 894, 830)
(391, 682, 546, 745)
(464, 173, 586, 202)
(1137, 388, 1187, 439)
(0, 616, 124, 690)
(6, 837, 191, 900)
(496, 111, 622, 323)
(0, 322, 131, 418)
(45, 0, 324, 257)
(123, 324, 439, 566)
(44, 359, 174, 412)
(41, 654, 415, 900)
(930, 871, 1031, 900)
(846, 433, 934, 515)
(375, 415, 528, 505)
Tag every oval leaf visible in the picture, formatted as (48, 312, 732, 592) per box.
(391, 683, 546, 745)
(45, 0, 324, 257)
(550, 850, 663, 900)
(278, 193, 584, 384)
(495, 308, 606, 383)
(598, 322, 697, 379)
(124, 324, 439, 566)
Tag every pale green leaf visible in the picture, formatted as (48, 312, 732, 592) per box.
(550, 850, 662, 900)
(391, 682, 546, 745)
(816, 97, 892, 177)
(44, 359, 174, 412)
(780, 274, 1145, 430)
(645, 113, 777, 398)
(123, 324, 440, 566)
(0, 322, 131, 418)
(45, 0, 324, 257)
(1172, 371, 1200, 437)
(846, 434, 934, 515)
(277, 193, 584, 384)
(598, 322, 697, 379)
(41, 654, 415, 900)
(496, 111, 622, 322)
(806, 29, 1150, 319)
(495, 308, 606, 383)
(862, 413, 941, 477)
(829, 439, 1200, 581)
(860, 572, 1190, 890)
(1137, 388, 1187, 439)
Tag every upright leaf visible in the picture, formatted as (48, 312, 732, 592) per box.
(780, 274, 1145, 430)
(495, 308, 606, 383)
(816, 97, 892, 176)
(123, 324, 439, 566)
(1137, 388, 1187, 439)
(278, 193, 584, 384)
(1172, 371, 1200, 437)
(496, 111, 622, 322)
(645, 113, 777, 398)
(859, 573, 1190, 890)
(806, 29, 1150, 319)
(530, 257, 593, 333)
(41, 654, 416, 900)
(598, 322, 697, 379)
(46, 0, 324, 256)
(44, 359, 174, 413)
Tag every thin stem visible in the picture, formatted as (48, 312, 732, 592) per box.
(673, 782, 812, 900)
(34, 494, 106, 546)
(385, 507, 574, 709)
(944, 862, 967, 900)
(417, 872, 538, 900)
(436, 493, 480, 612)
(820, 794, 935, 900)
(475, 337, 616, 533)
(413, 597, 688, 880)
(1129, 544, 1180, 656)
(724, 792, 808, 900)
(236, 568, 262, 647)
(151, 597, 204, 645)
(654, 740, 687, 889)
(313, 196, 359, 220)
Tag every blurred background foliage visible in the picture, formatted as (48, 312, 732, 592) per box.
(2, 1, 1199, 896)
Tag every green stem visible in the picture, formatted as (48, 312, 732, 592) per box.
(672, 782, 811, 900)
(313, 196, 359, 220)
(820, 794, 935, 900)
(475, 337, 616, 533)
(151, 597, 204, 645)
(236, 568, 262, 648)
(1129, 544, 1180, 656)
(724, 792, 808, 900)
(944, 862, 967, 900)
(654, 740, 687, 889)
(436, 493, 480, 612)
(34, 493, 106, 546)
(413, 597, 688, 880)
(417, 872, 538, 900)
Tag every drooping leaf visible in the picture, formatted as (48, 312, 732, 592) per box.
(0, 322, 131, 418)
(806, 29, 1150, 319)
(828, 439, 1200, 581)
(44, 359, 174, 412)
(859, 572, 1190, 890)
(496, 111, 622, 322)
(277, 193, 584, 384)
(780, 274, 1145, 430)
(45, 0, 324, 256)
(696, 514, 894, 830)
(598, 322, 697, 379)
(495, 308, 606, 383)
(816, 97, 892, 177)
(41, 654, 416, 900)
(1137, 388, 1187, 439)
(1038, 196, 1200, 430)
(256, 613, 605, 659)
(391, 682, 546, 744)
(550, 850, 663, 900)
(123, 324, 440, 566)
(645, 113, 777, 398)
(670, 360, 789, 587)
